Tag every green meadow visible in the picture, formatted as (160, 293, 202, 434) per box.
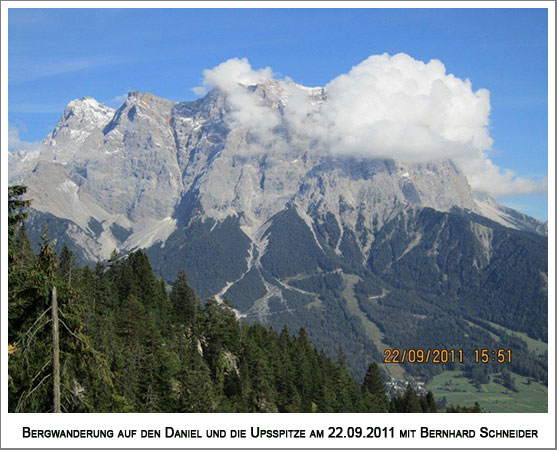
(428, 370, 547, 413)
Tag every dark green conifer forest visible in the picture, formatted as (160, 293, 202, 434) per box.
(8, 185, 452, 413)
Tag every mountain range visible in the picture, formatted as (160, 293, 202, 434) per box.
(8, 83, 548, 380)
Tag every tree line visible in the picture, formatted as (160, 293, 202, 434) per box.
(9, 185, 464, 413)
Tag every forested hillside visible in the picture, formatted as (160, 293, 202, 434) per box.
(8, 186, 441, 413)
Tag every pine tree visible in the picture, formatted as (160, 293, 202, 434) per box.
(8, 185, 30, 250)
(402, 385, 422, 412)
(362, 362, 389, 412)
(13, 224, 35, 269)
(425, 390, 437, 412)
(112, 294, 147, 409)
(363, 362, 386, 395)
(170, 270, 199, 329)
(58, 246, 75, 286)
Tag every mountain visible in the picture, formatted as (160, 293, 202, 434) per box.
(8, 85, 548, 380)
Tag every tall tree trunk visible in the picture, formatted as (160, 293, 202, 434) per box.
(52, 286, 61, 413)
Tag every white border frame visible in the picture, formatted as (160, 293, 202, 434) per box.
(1, 2, 554, 448)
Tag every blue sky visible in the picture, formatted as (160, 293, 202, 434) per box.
(8, 8, 549, 220)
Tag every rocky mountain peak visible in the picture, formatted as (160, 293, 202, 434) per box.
(8, 88, 546, 264)
(242, 79, 326, 109)
(40, 97, 115, 165)
(53, 97, 114, 138)
(103, 91, 176, 136)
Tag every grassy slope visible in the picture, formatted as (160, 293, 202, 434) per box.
(340, 272, 406, 380)
(428, 370, 547, 413)
(484, 321, 548, 356)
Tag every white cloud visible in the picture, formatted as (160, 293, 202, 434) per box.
(194, 58, 283, 154)
(196, 54, 546, 197)
(320, 53, 492, 158)
(195, 57, 273, 93)
(8, 125, 41, 152)
(461, 154, 548, 197)
(111, 93, 128, 105)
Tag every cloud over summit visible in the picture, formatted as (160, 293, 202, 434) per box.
(194, 53, 546, 198)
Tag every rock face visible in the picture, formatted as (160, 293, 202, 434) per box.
(10, 92, 181, 260)
(9, 85, 548, 378)
(8, 86, 543, 261)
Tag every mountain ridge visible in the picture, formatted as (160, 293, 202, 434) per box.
(8, 88, 546, 263)
(9, 87, 548, 379)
